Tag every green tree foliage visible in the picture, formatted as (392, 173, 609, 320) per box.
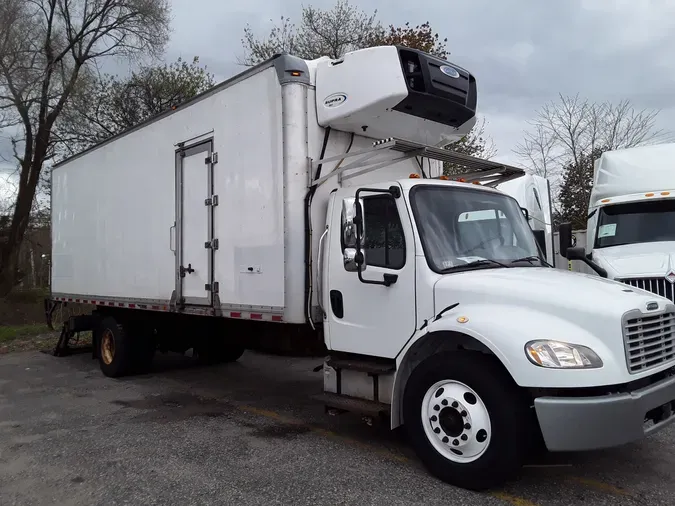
(556, 148, 604, 229)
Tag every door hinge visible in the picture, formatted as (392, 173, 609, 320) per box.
(205, 282, 219, 293)
(204, 238, 219, 250)
(205, 152, 218, 165)
(204, 195, 218, 206)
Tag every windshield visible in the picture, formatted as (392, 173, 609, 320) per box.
(410, 185, 542, 272)
(595, 199, 675, 248)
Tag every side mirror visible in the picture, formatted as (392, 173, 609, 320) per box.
(520, 207, 530, 222)
(341, 197, 365, 248)
(558, 222, 572, 258)
(342, 197, 367, 271)
(343, 248, 366, 272)
(566, 245, 608, 278)
(566, 246, 586, 261)
(532, 230, 547, 260)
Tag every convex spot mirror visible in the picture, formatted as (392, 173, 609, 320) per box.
(341, 197, 367, 271)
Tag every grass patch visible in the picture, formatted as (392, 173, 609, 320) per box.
(0, 323, 50, 342)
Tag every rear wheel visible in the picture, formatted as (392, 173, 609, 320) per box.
(97, 316, 133, 378)
(403, 351, 529, 491)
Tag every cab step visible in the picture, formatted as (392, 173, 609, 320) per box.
(312, 392, 390, 417)
(326, 355, 395, 375)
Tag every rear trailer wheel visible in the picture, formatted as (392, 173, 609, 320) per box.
(97, 317, 134, 378)
(403, 352, 528, 491)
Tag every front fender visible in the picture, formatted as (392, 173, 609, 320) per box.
(395, 301, 623, 391)
(389, 303, 623, 429)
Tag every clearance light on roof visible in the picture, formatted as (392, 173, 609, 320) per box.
(439, 175, 449, 180)
(601, 199, 610, 203)
(409, 173, 421, 179)
(662, 192, 670, 196)
(472, 181, 482, 185)
(456, 178, 466, 183)
(646, 192, 655, 197)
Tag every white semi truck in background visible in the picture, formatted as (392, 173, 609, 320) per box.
(48, 46, 675, 490)
(559, 143, 675, 303)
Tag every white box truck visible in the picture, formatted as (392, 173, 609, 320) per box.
(48, 46, 675, 490)
(559, 143, 675, 301)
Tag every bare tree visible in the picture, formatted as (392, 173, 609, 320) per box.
(514, 94, 670, 191)
(56, 56, 215, 156)
(239, 0, 381, 65)
(0, 0, 171, 295)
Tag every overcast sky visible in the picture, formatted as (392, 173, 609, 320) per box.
(159, 0, 675, 166)
(2, 0, 675, 198)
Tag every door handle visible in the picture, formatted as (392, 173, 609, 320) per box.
(179, 263, 195, 277)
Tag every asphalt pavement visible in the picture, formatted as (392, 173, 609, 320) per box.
(0, 349, 673, 505)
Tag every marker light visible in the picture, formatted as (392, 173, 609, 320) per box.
(439, 175, 449, 180)
(409, 173, 421, 179)
(662, 192, 670, 196)
(601, 199, 610, 203)
(646, 193, 655, 197)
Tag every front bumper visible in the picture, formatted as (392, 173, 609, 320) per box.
(534, 372, 675, 452)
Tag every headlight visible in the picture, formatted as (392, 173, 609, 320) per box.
(525, 340, 603, 369)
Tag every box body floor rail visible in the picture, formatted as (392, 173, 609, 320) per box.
(48, 45, 675, 491)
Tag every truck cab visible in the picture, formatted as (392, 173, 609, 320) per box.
(559, 143, 675, 303)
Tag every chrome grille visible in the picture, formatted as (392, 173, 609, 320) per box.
(619, 277, 675, 303)
(623, 310, 675, 374)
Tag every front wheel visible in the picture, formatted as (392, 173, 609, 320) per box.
(403, 351, 530, 491)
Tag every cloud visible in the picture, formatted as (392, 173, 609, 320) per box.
(2, 0, 674, 178)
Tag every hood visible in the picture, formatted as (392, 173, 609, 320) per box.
(594, 242, 675, 278)
(433, 266, 668, 320)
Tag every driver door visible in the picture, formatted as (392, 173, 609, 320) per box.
(323, 187, 417, 359)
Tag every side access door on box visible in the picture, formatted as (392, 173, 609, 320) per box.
(174, 139, 219, 307)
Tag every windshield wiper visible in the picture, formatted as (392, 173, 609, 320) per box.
(440, 259, 511, 273)
(510, 255, 552, 267)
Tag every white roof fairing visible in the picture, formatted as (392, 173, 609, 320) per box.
(590, 142, 675, 205)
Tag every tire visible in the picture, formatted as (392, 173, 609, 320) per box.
(97, 316, 134, 378)
(403, 351, 529, 491)
(195, 339, 245, 365)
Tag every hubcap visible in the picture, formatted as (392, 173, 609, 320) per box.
(101, 329, 115, 365)
(421, 380, 491, 463)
